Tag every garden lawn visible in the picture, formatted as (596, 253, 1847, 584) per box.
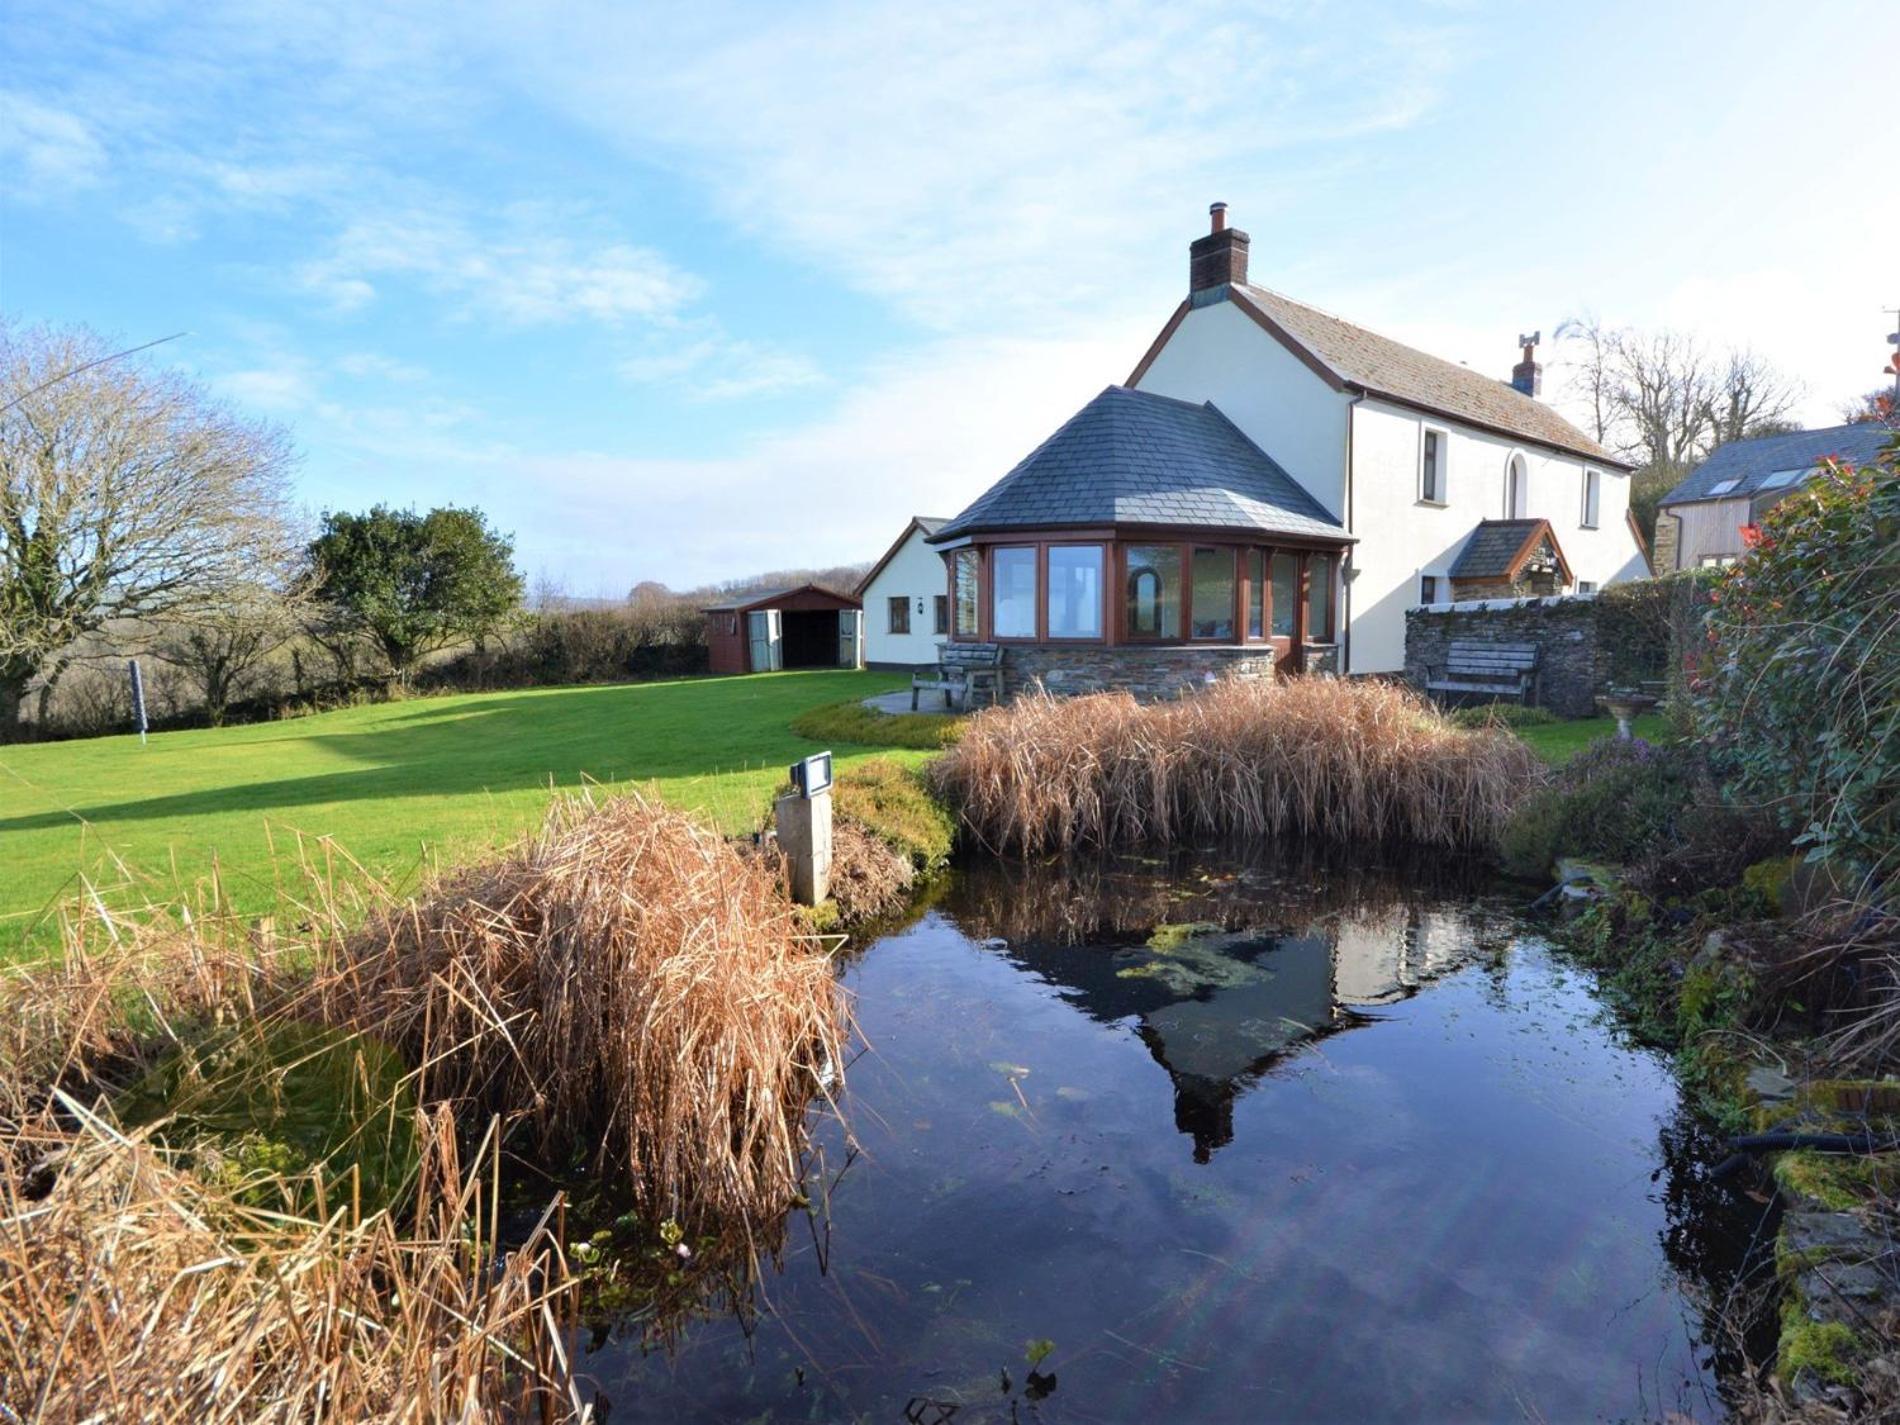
(0, 670, 912, 954)
(1514, 713, 1670, 767)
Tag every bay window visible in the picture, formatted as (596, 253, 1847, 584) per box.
(1246, 549, 1264, 639)
(1307, 554, 1335, 641)
(992, 546, 1037, 638)
(1269, 553, 1298, 639)
(1124, 545, 1181, 639)
(951, 548, 981, 637)
(1190, 547, 1235, 639)
(1046, 544, 1103, 639)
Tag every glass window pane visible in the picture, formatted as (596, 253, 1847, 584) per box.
(1247, 549, 1264, 640)
(1124, 545, 1181, 639)
(1422, 430, 1441, 501)
(1307, 556, 1334, 640)
(992, 546, 1037, 638)
(1190, 547, 1235, 639)
(1269, 553, 1297, 638)
(1046, 545, 1103, 638)
(952, 549, 980, 637)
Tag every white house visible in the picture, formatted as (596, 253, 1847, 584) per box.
(1124, 205, 1649, 673)
(926, 205, 1651, 687)
(856, 516, 950, 667)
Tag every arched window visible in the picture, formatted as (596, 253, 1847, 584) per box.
(1505, 454, 1528, 518)
(1129, 568, 1161, 634)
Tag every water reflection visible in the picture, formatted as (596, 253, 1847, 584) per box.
(581, 848, 1772, 1424)
(952, 852, 1516, 1160)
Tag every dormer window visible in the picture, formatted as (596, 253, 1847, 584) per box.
(1419, 427, 1447, 504)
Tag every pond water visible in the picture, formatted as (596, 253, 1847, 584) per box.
(583, 850, 1773, 1424)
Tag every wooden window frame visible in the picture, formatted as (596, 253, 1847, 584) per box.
(1580, 468, 1601, 529)
(887, 595, 910, 635)
(1043, 542, 1107, 643)
(1419, 574, 1438, 607)
(987, 543, 1041, 642)
(1418, 426, 1449, 506)
(933, 593, 949, 635)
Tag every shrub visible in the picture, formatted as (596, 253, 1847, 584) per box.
(1695, 441, 1900, 894)
(1500, 736, 1700, 879)
(930, 678, 1543, 857)
(1446, 701, 1559, 729)
(789, 697, 966, 750)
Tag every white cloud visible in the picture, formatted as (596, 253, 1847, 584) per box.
(0, 91, 106, 192)
(214, 364, 319, 412)
(336, 351, 430, 383)
(618, 330, 823, 402)
(297, 204, 702, 325)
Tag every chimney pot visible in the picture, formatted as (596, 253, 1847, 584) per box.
(1210, 201, 1227, 233)
(1510, 331, 1543, 398)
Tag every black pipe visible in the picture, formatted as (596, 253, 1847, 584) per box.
(1710, 1130, 1900, 1182)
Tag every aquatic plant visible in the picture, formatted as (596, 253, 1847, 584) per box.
(930, 677, 1542, 856)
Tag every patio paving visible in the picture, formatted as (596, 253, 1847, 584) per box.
(861, 689, 966, 717)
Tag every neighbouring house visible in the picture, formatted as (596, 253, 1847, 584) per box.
(703, 585, 862, 675)
(1653, 423, 1893, 571)
(856, 516, 950, 668)
(927, 204, 1649, 690)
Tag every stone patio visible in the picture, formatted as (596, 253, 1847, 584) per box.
(861, 689, 967, 717)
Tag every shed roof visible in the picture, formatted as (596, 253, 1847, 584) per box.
(932, 385, 1346, 543)
(1226, 286, 1624, 468)
(700, 582, 858, 613)
(1449, 518, 1571, 584)
(1658, 423, 1894, 506)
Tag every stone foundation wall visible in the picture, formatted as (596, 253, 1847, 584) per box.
(1005, 643, 1330, 701)
(1403, 595, 1605, 717)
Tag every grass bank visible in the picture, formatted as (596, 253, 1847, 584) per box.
(0, 669, 913, 951)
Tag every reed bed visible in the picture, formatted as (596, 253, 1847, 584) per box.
(930, 678, 1544, 857)
(326, 788, 848, 1229)
(1, 789, 850, 1418)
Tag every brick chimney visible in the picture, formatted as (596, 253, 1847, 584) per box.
(1189, 202, 1249, 293)
(1510, 331, 1542, 397)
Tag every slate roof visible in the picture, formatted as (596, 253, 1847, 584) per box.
(1449, 519, 1552, 579)
(931, 385, 1346, 543)
(701, 583, 858, 613)
(1659, 423, 1894, 506)
(1231, 286, 1624, 468)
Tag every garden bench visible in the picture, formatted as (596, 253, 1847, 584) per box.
(1426, 640, 1540, 704)
(912, 643, 1006, 710)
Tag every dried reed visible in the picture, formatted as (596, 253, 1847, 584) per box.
(930, 678, 1544, 857)
(326, 789, 848, 1229)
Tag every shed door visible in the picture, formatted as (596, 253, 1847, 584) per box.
(747, 610, 782, 671)
(837, 609, 861, 668)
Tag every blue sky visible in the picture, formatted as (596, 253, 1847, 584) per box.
(4, 1, 1894, 594)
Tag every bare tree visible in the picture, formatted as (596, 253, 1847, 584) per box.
(1707, 348, 1802, 447)
(153, 574, 312, 726)
(0, 320, 297, 733)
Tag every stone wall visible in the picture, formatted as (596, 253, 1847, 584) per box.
(1651, 511, 1681, 573)
(1003, 644, 1304, 701)
(1403, 595, 1605, 717)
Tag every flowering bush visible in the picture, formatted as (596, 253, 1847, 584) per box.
(1695, 437, 1900, 892)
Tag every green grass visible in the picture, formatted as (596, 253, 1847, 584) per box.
(1513, 713, 1670, 767)
(788, 697, 967, 750)
(0, 670, 913, 951)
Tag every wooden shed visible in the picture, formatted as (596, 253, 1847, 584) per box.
(703, 585, 863, 676)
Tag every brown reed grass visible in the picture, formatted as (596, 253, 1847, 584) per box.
(929, 678, 1544, 857)
(324, 788, 848, 1229)
(1, 788, 850, 1418)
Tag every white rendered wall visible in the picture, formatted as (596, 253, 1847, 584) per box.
(861, 525, 949, 666)
(1345, 398, 1647, 673)
(1131, 300, 1351, 520)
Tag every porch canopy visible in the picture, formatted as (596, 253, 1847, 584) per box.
(928, 385, 1352, 668)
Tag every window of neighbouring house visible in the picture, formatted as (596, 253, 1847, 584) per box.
(887, 596, 910, 635)
(952, 549, 981, 637)
(1124, 545, 1181, 639)
(1699, 554, 1737, 569)
(1420, 428, 1446, 503)
(1581, 469, 1601, 528)
(1046, 544, 1103, 639)
(1505, 454, 1528, 517)
(933, 594, 949, 634)
(1190, 547, 1235, 639)
(992, 546, 1037, 638)
(1307, 555, 1335, 641)
(1577, 580, 1598, 594)
(1707, 478, 1739, 496)
(1269, 552, 1297, 638)
(1419, 575, 1438, 606)
(1760, 467, 1808, 490)
(1246, 549, 1265, 639)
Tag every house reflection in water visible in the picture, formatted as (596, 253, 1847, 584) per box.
(948, 854, 1508, 1160)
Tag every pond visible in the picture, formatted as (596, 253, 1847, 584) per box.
(580, 849, 1774, 1423)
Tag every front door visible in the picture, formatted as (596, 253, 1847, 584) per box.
(746, 609, 782, 672)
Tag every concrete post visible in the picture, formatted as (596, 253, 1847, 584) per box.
(775, 789, 832, 906)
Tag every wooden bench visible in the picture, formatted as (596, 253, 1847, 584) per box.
(1425, 640, 1541, 704)
(912, 643, 1006, 710)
